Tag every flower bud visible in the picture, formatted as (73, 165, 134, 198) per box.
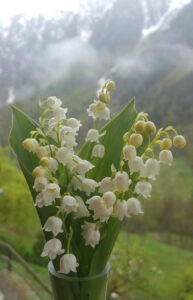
(106, 80, 116, 92)
(98, 92, 110, 103)
(173, 135, 186, 149)
(96, 101, 106, 111)
(160, 138, 172, 150)
(134, 120, 145, 134)
(32, 166, 47, 177)
(144, 121, 156, 135)
(40, 157, 49, 167)
(22, 138, 38, 153)
(129, 133, 143, 148)
(36, 146, 48, 158)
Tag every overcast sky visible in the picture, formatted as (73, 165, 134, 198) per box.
(0, 0, 191, 26)
(0, 0, 93, 24)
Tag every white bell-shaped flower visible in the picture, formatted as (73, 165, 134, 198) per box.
(59, 254, 79, 274)
(87, 192, 116, 222)
(35, 191, 45, 208)
(126, 198, 143, 216)
(123, 145, 136, 161)
(159, 150, 173, 166)
(61, 195, 79, 214)
(53, 107, 68, 122)
(114, 200, 127, 221)
(92, 144, 105, 158)
(81, 222, 100, 248)
(48, 158, 58, 173)
(33, 177, 48, 192)
(99, 177, 114, 193)
(135, 181, 152, 198)
(73, 196, 90, 219)
(35, 183, 60, 207)
(128, 156, 144, 174)
(56, 147, 74, 166)
(66, 118, 81, 132)
(43, 183, 60, 202)
(47, 96, 62, 109)
(41, 238, 64, 260)
(114, 171, 130, 192)
(59, 126, 77, 148)
(85, 129, 100, 143)
(140, 158, 160, 180)
(43, 216, 63, 236)
(87, 100, 110, 120)
(71, 175, 83, 191)
(22, 138, 39, 153)
(73, 158, 94, 176)
(81, 178, 98, 196)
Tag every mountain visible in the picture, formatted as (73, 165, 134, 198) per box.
(0, 0, 193, 157)
(0, 0, 191, 105)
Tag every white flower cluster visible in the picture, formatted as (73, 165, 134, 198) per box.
(22, 81, 186, 275)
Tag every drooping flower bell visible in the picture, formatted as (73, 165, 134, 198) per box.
(41, 238, 64, 260)
(59, 254, 79, 274)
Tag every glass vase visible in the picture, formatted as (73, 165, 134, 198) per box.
(48, 261, 110, 300)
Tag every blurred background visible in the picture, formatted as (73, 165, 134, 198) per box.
(0, 0, 193, 299)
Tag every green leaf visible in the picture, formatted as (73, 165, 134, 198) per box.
(78, 99, 138, 275)
(9, 106, 56, 230)
(79, 99, 137, 180)
(9, 106, 40, 198)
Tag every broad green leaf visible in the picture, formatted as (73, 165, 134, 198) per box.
(78, 99, 138, 275)
(9, 106, 56, 230)
(79, 99, 137, 181)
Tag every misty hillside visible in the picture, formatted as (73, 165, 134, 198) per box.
(0, 0, 193, 152)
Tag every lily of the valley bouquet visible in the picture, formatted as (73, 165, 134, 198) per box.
(10, 81, 186, 299)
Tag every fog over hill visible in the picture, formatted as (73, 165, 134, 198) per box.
(0, 0, 192, 120)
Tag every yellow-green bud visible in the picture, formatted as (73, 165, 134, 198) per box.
(36, 146, 48, 159)
(32, 166, 47, 177)
(173, 135, 186, 149)
(129, 133, 143, 148)
(160, 138, 172, 150)
(96, 101, 106, 111)
(40, 157, 49, 167)
(144, 121, 157, 135)
(123, 132, 130, 143)
(98, 92, 110, 103)
(22, 138, 38, 153)
(106, 80, 116, 92)
(134, 120, 145, 134)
